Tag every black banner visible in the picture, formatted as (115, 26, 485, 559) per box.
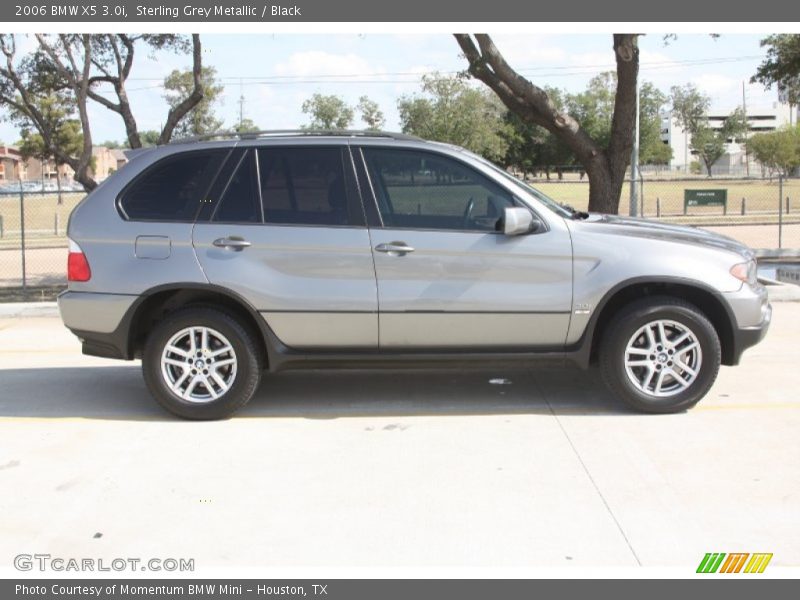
(3, 579, 799, 599)
(2, 0, 799, 22)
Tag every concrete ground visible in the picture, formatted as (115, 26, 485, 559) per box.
(0, 305, 798, 572)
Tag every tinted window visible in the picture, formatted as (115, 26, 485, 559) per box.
(213, 151, 261, 223)
(257, 147, 352, 226)
(363, 148, 515, 232)
(120, 151, 224, 221)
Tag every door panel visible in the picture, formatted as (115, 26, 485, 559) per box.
(372, 229, 573, 348)
(358, 146, 573, 349)
(193, 224, 378, 348)
(192, 146, 378, 349)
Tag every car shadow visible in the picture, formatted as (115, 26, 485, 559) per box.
(0, 365, 630, 421)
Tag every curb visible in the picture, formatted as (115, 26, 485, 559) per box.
(0, 301, 59, 318)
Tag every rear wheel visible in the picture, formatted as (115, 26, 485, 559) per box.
(142, 307, 262, 419)
(599, 297, 721, 413)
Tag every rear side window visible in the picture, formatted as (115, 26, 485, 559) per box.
(257, 147, 354, 226)
(213, 151, 261, 223)
(120, 151, 224, 221)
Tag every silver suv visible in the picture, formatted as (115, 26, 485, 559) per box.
(58, 131, 771, 419)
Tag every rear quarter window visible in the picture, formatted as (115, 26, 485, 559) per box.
(119, 150, 226, 221)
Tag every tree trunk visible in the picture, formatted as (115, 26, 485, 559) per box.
(56, 167, 62, 205)
(585, 155, 626, 215)
(454, 33, 639, 215)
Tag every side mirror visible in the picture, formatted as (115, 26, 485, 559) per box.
(503, 207, 541, 236)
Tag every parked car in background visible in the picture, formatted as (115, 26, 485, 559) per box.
(58, 131, 771, 419)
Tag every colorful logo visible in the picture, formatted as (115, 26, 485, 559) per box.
(696, 552, 773, 573)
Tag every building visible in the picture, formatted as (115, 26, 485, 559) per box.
(660, 101, 795, 175)
(0, 145, 128, 185)
(91, 146, 128, 180)
(0, 145, 26, 182)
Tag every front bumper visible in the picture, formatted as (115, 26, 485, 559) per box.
(725, 284, 772, 365)
(58, 290, 139, 359)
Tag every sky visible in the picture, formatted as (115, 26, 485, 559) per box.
(0, 33, 782, 145)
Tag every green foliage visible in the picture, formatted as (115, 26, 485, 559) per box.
(670, 85, 747, 176)
(234, 118, 260, 133)
(398, 73, 510, 162)
(748, 126, 800, 175)
(163, 66, 224, 138)
(135, 130, 161, 147)
(638, 82, 672, 165)
(301, 93, 354, 130)
(11, 93, 82, 167)
(357, 96, 385, 131)
(689, 107, 747, 177)
(669, 83, 710, 133)
(752, 34, 800, 107)
(501, 88, 573, 177)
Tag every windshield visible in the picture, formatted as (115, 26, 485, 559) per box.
(463, 151, 574, 218)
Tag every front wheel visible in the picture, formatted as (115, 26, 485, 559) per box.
(142, 307, 262, 420)
(599, 297, 721, 413)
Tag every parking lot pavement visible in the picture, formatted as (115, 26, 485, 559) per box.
(0, 305, 798, 571)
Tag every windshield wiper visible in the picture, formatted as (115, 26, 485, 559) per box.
(560, 203, 590, 220)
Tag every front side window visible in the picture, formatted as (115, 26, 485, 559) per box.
(257, 147, 354, 226)
(120, 151, 224, 221)
(362, 148, 515, 232)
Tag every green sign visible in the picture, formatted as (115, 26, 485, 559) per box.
(684, 189, 727, 214)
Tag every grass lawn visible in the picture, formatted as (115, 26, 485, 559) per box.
(534, 178, 800, 217)
(0, 192, 84, 248)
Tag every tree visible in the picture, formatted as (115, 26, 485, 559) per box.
(0, 34, 96, 189)
(164, 66, 223, 139)
(669, 83, 710, 134)
(0, 33, 207, 191)
(83, 34, 204, 148)
(670, 85, 747, 176)
(638, 82, 672, 165)
(18, 118, 82, 203)
(398, 72, 510, 162)
(752, 35, 800, 123)
(689, 108, 748, 177)
(455, 34, 639, 214)
(234, 118, 259, 133)
(357, 96, 385, 131)
(748, 126, 800, 176)
(301, 94, 354, 130)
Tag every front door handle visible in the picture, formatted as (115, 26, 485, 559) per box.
(212, 236, 252, 251)
(375, 241, 415, 255)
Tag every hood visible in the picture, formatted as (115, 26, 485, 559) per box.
(574, 214, 753, 258)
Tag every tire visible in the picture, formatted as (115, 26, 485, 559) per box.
(598, 296, 721, 414)
(142, 307, 262, 420)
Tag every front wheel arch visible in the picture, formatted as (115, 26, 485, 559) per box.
(587, 279, 736, 366)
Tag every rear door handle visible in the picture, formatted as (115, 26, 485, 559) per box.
(375, 242, 415, 255)
(212, 236, 252, 251)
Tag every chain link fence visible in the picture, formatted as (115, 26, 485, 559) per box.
(0, 185, 83, 300)
(0, 175, 798, 300)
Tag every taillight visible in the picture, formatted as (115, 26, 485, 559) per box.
(67, 238, 91, 282)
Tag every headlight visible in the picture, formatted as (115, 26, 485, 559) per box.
(730, 259, 757, 286)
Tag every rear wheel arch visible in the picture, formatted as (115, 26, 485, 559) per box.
(125, 284, 270, 367)
(587, 278, 737, 366)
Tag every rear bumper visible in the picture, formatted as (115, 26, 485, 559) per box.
(58, 290, 139, 359)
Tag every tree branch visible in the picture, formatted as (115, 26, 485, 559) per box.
(158, 34, 204, 144)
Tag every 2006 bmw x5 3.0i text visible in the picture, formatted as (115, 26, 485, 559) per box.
(58, 131, 771, 419)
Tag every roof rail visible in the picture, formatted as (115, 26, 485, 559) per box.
(165, 129, 422, 145)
